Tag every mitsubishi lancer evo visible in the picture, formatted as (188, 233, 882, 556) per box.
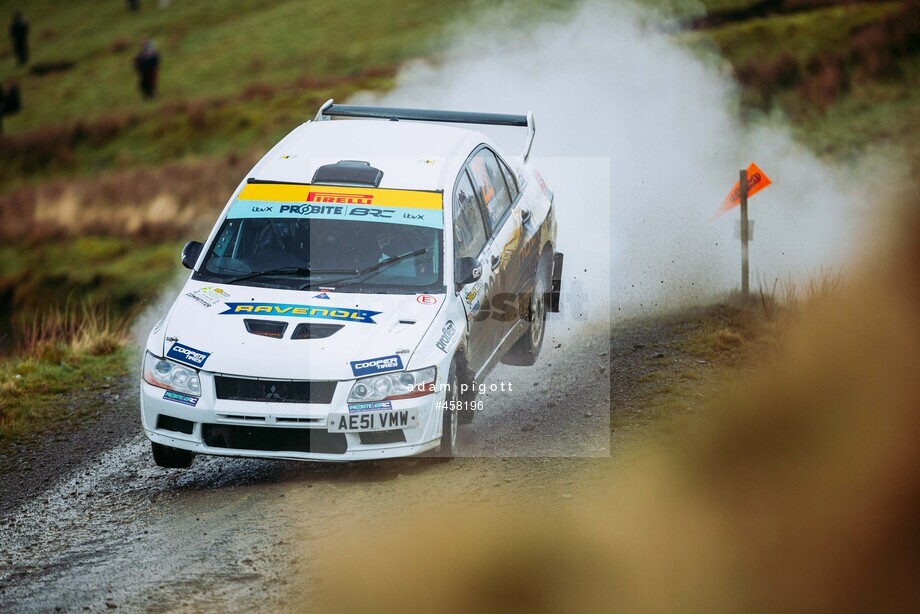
(140, 101, 563, 467)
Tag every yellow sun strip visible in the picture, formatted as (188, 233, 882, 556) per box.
(239, 184, 443, 210)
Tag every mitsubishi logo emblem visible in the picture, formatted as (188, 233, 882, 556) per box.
(265, 384, 282, 400)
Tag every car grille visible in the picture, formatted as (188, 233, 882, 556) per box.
(214, 376, 337, 404)
(359, 430, 406, 445)
(202, 424, 346, 454)
(156, 414, 194, 434)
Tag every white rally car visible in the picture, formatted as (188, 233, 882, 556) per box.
(140, 101, 563, 467)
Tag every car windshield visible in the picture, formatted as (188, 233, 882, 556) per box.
(194, 184, 444, 293)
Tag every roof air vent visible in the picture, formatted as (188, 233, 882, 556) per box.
(312, 160, 383, 187)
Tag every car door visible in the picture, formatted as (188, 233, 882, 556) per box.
(493, 153, 541, 338)
(467, 148, 520, 344)
(453, 169, 497, 374)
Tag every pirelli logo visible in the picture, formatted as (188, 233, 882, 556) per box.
(306, 191, 374, 205)
(238, 184, 443, 210)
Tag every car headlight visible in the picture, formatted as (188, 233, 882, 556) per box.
(142, 351, 201, 397)
(347, 367, 436, 403)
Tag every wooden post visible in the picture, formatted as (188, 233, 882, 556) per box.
(739, 168, 749, 299)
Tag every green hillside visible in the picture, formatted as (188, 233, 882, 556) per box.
(0, 0, 485, 183)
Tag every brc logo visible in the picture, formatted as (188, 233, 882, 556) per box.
(307, 191, 374, 205)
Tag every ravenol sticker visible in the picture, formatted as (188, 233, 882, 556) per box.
(347, 400, 394, 413)
(221, 303, 380, 324)
(166, 343, 211, 368)
(163, 390, 199, 407)
(350, 355, 403, 377)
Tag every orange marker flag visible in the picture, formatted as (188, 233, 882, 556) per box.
(714, 162, 772, 217)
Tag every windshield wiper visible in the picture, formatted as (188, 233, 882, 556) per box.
(298, 247, 431, 290)
(225, 266, 354, 285)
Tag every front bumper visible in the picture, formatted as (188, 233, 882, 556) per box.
(140, 373, 444, 461)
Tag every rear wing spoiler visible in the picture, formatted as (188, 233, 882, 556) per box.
(314, 99, 536, 163)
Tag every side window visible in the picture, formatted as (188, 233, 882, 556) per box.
(453, 171, 488, 261)
(499, 158, 520, 202)
(467, 149, 512, 232)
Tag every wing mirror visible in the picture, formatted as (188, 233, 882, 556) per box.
(181, 241, 203, 270)
(455, 257, 482, 287)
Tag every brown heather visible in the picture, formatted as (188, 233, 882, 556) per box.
(21, 302, 129, 361)
(734, 1, 920, 110)
(0, 152, 257, 244)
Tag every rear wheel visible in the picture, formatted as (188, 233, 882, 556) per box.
(438, 365, 461, 457)
(151, 441, 195, 469)
(501, 252, 550, 366)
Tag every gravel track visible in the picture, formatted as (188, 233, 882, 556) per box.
(0, 312, 686, 612)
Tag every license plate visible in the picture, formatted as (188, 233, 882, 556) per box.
(328, 409, 417, 432)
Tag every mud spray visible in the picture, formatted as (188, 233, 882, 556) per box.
(128, 276, 187, 373)
(359, 0, 890, 321)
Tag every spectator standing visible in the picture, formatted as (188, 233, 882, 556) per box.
(0, 80, 21, 134)
(9, 11, 29, 66)
(134, 39, 160, 99)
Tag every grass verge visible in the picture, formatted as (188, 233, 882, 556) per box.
(0, 237, 182, 354)
(610, 292, 824, 447)
(613, 269, 847, 451)
(0, 344, 130, 454)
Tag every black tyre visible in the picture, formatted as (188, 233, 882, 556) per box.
(457, 361, 477, 425)
(151, 441, 196, 469)
(501, 252, 550, 366)
(438, 364, 461, 457)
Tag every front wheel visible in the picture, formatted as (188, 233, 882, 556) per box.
(438, 365, 461, 457)
(151, 441, 195, 469)
(501, 252, 550, 366)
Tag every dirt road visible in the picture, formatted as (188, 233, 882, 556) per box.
(0, 312, 693, 612)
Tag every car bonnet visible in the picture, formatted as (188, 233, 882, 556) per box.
(160, 282, 446, 381)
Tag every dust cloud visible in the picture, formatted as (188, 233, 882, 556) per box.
(357, 0, 878, 319)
